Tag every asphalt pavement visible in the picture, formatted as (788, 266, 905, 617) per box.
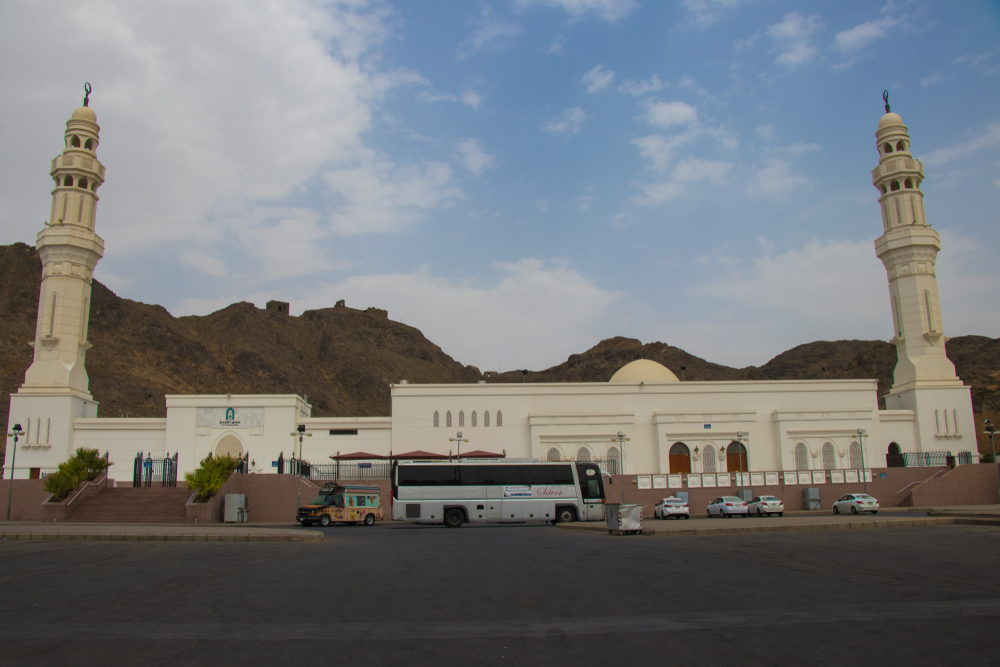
(1, 520, 998, 666)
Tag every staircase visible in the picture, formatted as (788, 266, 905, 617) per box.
(67, 487, 192, 523)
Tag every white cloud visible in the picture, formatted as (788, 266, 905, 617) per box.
(547, 40, 564, 55)
(514, 0, 638, 23)
(179, 248, 229, 278)
(458, 139, 496, 175)
(776, 142, 821, 156)
(920, 123, 1000, 166)
(631, 181, 685, 206)
(670, 157, 732, 183)
(756, 124, 775, 140)
(733, 31, 760, 52)
(542, 107, 587, 135)
(618, 74, 668, 96)
(457, 7, 524, 60)
(630, 132, 699, 171)
(833, 16, 900, 53)
(920, 71, 946, 87)
(461, 89, 486, 109)
(535, 199, 550, 211)
(682, 0, 747, 28)
(748, 158, 811, 199)
(767, 12, 823, 69)
(643, 100, 698, 128)
(324, 158, 463, 234)
(582, 64, 615, 93)
(574, 195, 594, 210)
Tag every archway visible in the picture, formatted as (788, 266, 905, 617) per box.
(702, 445, 717, 474)
(669, 442, 691, 474)
(215, 434, 244, 459)
(794, 443, 809, 471)
(726, 441, 748, 472)
(887, 442, 904, 468)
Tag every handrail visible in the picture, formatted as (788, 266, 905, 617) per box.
(65, 470, 108, 507)
(897, 469, 945, 495)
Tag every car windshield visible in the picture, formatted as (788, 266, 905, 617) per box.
(854, 494, 872, 499)
(762, 496, 779, 501)
(667, 500, 685, 504)
(723, 497, 743, 502)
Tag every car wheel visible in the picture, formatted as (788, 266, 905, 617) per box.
(684, 515, 690, 520)
(756, 508, 762, 517)
(444, 509, 464, 528)
(319, 515, 332, 527)
(364, 513, 376, 526)
(833, 506, 840, 514)
(778, 512, 783, 517)
(556, 507, 576, 524)
(850, 506, 858, 515)
(872, 510, 878, 515)
(707, 511, 712, 519)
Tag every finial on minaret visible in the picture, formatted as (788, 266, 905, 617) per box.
(883, 89, 890, 114)
(83, 82, 92, 107)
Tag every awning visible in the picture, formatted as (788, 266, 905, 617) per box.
(328, 452, 389, 461)
(458, 449, 506, 459)
(390, 450, 451, 460)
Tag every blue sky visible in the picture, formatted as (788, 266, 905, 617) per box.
(2, 0, 998, 372)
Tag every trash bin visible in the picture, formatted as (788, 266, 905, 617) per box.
(606, 503, 643, 535)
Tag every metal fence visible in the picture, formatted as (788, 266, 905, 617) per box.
(287, 460, 391, 480)
(133, 452, 179, 487)
(900, 450, 974, 467)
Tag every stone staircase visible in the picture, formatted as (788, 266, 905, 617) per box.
(67, 487, 192, 523)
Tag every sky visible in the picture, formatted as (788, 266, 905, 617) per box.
(1, 0, 999, 372)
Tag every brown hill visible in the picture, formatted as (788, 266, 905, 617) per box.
(2, 242, 998, 457)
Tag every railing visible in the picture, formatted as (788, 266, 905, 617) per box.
(900, 451, 972, 467)
(593, 457, 620, 475)
(133, 452, 179, 487)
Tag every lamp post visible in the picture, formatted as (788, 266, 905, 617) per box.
(985, 419, 998, 505)
(449, 431, 468, 460)
(736, 431, 751, 500)
(857, 428, 868, 493)
(289, 427, 312, 475)
(611, 431, 630, 504)
(5, 424, 24, 521)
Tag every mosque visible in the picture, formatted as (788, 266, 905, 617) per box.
(3, 93, 979, 489)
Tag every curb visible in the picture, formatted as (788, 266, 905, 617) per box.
(0, 531, 324, 543)
(555, 516, 1000, 537)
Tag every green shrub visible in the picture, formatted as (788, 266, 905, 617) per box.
(43, 447, 112, 501)
(184, 454, 243, 502)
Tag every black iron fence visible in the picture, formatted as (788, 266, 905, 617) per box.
(133, 452, 178, 488)
(899, 450, 974, 467)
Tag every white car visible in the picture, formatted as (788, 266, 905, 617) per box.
(706, 496, 748, 518)
(654, 497, 690, 520)
(747, 496, 784, 517)
(833, 493, 880, 515)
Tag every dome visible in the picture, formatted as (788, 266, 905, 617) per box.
(71, 106, 97, 122)
(609, 359, 680, 383)
(878, 112, 902, 130)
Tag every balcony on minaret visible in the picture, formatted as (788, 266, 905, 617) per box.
(50, 154, 106, 181)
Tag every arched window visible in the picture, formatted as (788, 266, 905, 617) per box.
(669, 442, 691, 474)
(879, 185, 887, 195)
(849, 441, 864, 468)
(605, 446, 620, 475)
(576, 447, 592, 462)
(78, 177, 88, 189)
(822, 443, 836, 470)
(891, 180, 900, 191)
(546, 447, 562, 462)
(794, 443, 809, 471)
(71, 135, 81, 148)
(904, 178, 913, 189)
(924, 291, 934, 332)
(471, 411, 477, 427)
(47, 293, 58, 337)
(433, 411, 439, 427)
(887, 442, 903, 467)
(910, 196, 918, 225)
(702, 445, 717, 473)
(91, 182, 98, 192)
(496, 411, 502, 427)
(84, 138, 94, 150)
(484, 411, 490, 427)
(458, 411, 464, 427)
(883, 142, 893, 154)
(726, 441, 748, 472)
(446, 411, 452, 428)
(896, 140, 905, 151)
(63, 175, 73, 187)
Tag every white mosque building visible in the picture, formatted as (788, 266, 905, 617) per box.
(4, 95, 978, 487)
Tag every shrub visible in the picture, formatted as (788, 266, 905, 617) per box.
(184, 454, 243, 502)
(43, 448, 112, 501)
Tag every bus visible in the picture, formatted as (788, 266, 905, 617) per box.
(391, 460, 607, 528)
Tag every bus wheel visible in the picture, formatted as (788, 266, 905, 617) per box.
(364, 513, 376, 526)
(444, 509, 464, 528)
(556, 507, 575, 524)
(319, 515, 331, 527)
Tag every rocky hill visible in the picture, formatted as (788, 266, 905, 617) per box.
(2, 242, 998, 456)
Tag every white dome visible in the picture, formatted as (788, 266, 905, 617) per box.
(878, 112, 903, 130)
(71, 106, 97, 122)
(609, 359, 679, 383)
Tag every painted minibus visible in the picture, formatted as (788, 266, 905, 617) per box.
(297, 484, 382, 526)
(391, 460, 607, 528)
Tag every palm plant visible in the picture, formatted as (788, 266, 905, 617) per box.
(184, 454, 243, 502)
(43, 448, 112, 501)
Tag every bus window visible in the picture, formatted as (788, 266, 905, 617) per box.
(576, 463, 605, 500)
(356, 495, 367, 507)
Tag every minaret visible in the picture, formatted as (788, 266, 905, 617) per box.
(873, 92, 973, 451)
(5, 86, 105, 477)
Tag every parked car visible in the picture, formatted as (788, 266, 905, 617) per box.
(747, 496, 784, 517)
(707, 496, 749, 518)
(832, 493, 880, 515)
(654, 497, 690, 520)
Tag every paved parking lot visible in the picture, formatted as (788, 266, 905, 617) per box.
(2, 522, 998, 666)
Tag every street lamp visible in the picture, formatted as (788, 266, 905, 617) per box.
(290, 427, 312, 475)
(985, 419, 998, 506)
(736, 431, 751, 500)
(611, 431, 630, 504)
(857, 428, 868, 493)
(449, 431, 468, 459)
(6, 423, 24, 521)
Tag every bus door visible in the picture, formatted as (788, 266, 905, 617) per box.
(576, 464, 606, 520)
(501, 484, 530, 522)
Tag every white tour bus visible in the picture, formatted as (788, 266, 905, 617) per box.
(391, 459, 608, 528)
